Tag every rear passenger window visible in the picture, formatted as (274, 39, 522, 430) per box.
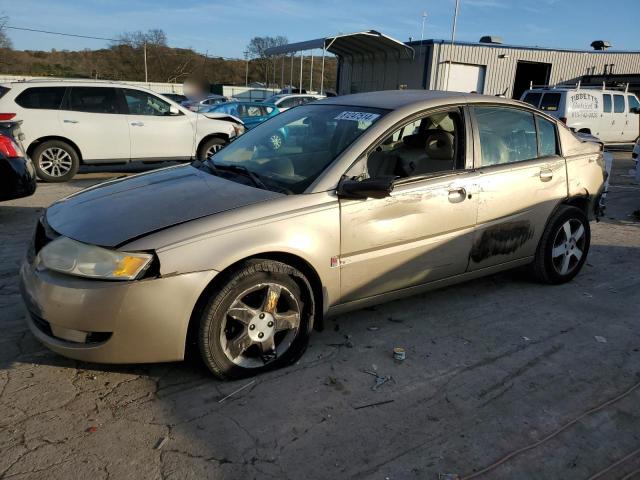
(66, 87, 120, 114)
(613, 95, 625, 113)
(15, 87, 66, 110)
(540, 93, 561, 112)
(536, 116, 558, 157)
(522, 92, 542, 108)
(603, 94, 612, 113)
(628, 95, 640, 111)
(475, 107, 538, 166)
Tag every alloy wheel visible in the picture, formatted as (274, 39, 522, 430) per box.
(39, 148, 73, 177)
(205, 144, 224, 158)
(551, 219, 586, 275)
(220, 282, 301, 368)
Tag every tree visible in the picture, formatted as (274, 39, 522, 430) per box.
(246, 36, 288, 85)
(0, 15, 13, 49)
(116, 29, 167, 49)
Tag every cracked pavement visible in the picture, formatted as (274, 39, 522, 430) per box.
(1, 156, 639, 479)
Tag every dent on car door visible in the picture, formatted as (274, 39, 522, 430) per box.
(469, 106, 567, 270)
(338, 107, 479, 303)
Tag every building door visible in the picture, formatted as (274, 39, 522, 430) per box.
(512, 61, 551, 99)
(443, 63, 486, 93)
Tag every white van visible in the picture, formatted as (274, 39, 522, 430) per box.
(520, 86, 640, 144)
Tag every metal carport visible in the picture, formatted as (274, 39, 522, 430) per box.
(265, 30, 414, 94)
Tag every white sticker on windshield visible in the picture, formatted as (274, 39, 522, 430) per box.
(334, 111, 380, 122)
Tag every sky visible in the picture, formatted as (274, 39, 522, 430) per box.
(3, 0, 639, 58)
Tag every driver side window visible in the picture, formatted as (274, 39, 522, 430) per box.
(359, 109, 464, 180)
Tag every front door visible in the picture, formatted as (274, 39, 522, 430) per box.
(338, 107, 478, 303)
(122, 89, 194, 161)
(59, 86, 130, 161)
(469, 106, 567, 270)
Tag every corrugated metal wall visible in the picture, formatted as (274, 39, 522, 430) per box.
(341, 42, 640, 97)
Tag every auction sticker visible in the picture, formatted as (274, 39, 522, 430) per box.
(335, 111, 380, 122)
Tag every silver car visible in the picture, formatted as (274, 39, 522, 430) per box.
(20, 91, 606, 379)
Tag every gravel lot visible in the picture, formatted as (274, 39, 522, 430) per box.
(1, 154, 639, 480)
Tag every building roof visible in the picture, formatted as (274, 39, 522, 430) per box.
(264, 30, 414, 58)
(406, 39, 640, 55)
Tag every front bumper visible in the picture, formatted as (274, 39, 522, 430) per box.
(20, 260, 217, 364)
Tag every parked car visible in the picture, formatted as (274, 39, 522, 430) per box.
(181, 94, 229, 112)
(633, 137, 640, 180)
(262, 93, 324, 111)
(20, 90, 605, 379)
(160, 93, 187, 103)
(0, 120, 36, 201)
(520, 86, 640, 144)
(205, 101, 284, 150)
(0, 81, 244, 182)
(205, 101, 280, 129)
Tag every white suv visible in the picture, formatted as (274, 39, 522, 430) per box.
(0, 80, 244, 182)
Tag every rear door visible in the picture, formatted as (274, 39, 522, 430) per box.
(123, 88, 194, 161)
(469, 106, 567, 270)
(60, 87, 130, 161)
(612, 94, 627, 142)
(626, 95, 640, 142)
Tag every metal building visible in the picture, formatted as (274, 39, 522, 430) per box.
(269, 30, 640, 99)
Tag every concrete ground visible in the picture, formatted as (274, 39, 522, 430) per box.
(0, 154, 639, 480)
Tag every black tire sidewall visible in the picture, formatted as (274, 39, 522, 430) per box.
(197, 137, 227, 160)
(33, 141, 79, 183)
(536, 206, 590, 284)
(199, 262, 310, 379)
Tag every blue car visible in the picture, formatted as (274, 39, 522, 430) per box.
(205, 101, 280, 130)
(206, 101, 285, 150)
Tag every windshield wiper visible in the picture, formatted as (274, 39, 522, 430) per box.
(208, 159, 268, 191)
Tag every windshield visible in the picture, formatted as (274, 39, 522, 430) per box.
(197, 104, 386, 194)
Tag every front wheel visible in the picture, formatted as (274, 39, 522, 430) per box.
(198, 260, 310, 379)
(197, 137, 228, 160)
(532, 205, 590, 284)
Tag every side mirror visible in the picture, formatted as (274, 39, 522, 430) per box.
(630, 107, 640, 114)
(337, 175, 395, 199)
(169, 105, 181, 116)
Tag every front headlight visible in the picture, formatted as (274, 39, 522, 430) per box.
(36, 236, 153, 281)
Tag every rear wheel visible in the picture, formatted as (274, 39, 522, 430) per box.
(532, 205, 590, 284)
(198, 260, 310, 379)
(32, 140, 79, 183)
(197, 137, 227, 160)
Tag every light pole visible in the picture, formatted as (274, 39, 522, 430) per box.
(445, 0, 460, 91)
(243, 50, 249, 87)
(420, 11, 427, 56)
(143, 41, 148, 83)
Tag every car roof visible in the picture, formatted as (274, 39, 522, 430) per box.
(317, 89, 488, 110)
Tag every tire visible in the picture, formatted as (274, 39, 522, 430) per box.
(32, 140, 79, 183)
(197, 137, 227, 160)
(532, 205, 590, 284)
(198, 259, 311, 379)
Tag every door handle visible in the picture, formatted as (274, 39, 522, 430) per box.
(448, 187, 466, 203)
(130, 121, 145, 127)
(539, 169, 553, 182)
(63, 119, 78, 124)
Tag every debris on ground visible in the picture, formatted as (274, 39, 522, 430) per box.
(583, 292, 593, 298)
(86, 426, 98, 433)
(353, 399, 394, 410)
(387, 316, 403, 323)
(327, 335, 354, 348)
(367, 326, 380, 331)
(218, 379, 256, 404)
(595, 335, 608, 343)
(393, 347, 406, 362)
(522, 336, 531, 342)
(154, 436, 169, 450)
(437, 474, 460, 480)
(363, 370, 394, 391)
(324, 376, 338, 386)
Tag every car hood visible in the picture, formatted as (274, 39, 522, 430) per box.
(46, 164, 282, 248)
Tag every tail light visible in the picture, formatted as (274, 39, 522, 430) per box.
(0, 113, 16, 120)
(559, 117, 567, 124)
(0, 134, 21, 158)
